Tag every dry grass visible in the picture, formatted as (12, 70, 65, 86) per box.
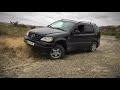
(0, 37, 46, 71)
(0, 37, 24, 48)
(0, 22, 46, 76)
(0, 22, 46, 77)
(0, 36, 47, 77)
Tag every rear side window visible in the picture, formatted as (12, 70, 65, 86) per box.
(84, 25, 94, 33)
(94, 25, 99, 32)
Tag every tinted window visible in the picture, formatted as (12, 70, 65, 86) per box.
(94, 25, 99, 32)
(74, 25, 84, 33)
(84, 25, 94, 33)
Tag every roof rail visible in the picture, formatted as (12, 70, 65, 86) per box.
(79, 21, 91, 24)
(60, 19, 96, 25)
(91, 22, 96, 25)
(79, 21, 96, 25)
(61, 19, 77, 22)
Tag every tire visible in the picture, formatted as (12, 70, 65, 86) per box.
(88, 42, 97, 52)
(49, 44, 65, 59)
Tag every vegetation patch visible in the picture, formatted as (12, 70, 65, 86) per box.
(99, 25, 120, 38)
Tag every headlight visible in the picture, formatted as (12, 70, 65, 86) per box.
(40, 37, 53, 42)
(26, 31, 29, 36)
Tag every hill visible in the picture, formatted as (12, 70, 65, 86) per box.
(0, 22, 45, 37)
(99, 25, 120, 38)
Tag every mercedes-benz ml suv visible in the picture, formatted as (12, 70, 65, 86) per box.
(24, 19, 100, 59)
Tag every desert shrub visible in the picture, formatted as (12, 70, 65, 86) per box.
(30, 26, 36, 29)
(19, 24, 27, 28)
(10, 21, 27, 28)
(10, 21, 19, 26)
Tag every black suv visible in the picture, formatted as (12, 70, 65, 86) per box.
(24, 19, 100, 59)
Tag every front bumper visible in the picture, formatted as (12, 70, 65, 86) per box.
(24, 36, 54, 50)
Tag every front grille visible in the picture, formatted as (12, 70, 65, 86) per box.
(28, 32, 41, 41)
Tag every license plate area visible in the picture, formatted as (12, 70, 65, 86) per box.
(26, 40, 34, 46)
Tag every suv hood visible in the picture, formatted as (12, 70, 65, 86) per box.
(29, 27, 66, 36)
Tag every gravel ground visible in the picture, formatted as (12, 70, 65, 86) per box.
(2, 35, 120, 78)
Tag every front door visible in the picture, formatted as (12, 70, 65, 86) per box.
(69, 25, 87, 51)
(69, 24, 95, 51)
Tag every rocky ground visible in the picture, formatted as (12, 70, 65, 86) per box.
(0, 35, 120, 78)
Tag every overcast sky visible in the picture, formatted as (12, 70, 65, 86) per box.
(0, 12, 120, 26)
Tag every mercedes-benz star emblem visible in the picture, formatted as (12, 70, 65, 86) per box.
(31, 34, 35, 38)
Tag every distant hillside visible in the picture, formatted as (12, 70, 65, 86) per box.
(0, 21, 45, 28)
(99, 25, 120, 38)
(0, 22, 45, 37)
(0, 21, 120, 38)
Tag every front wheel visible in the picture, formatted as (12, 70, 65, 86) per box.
(88, 42, 97, 52)
(49, 44, 65, 59)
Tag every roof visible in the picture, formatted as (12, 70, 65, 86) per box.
(78, 21, 96, 25)
(60, 19, 78, 23)
(60, 19, 96, 26)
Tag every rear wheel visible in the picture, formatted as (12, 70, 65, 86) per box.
(88, 42, 97, 52)
(49, 44, 65, 59)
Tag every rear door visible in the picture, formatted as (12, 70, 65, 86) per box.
(83, 25, 96, 48)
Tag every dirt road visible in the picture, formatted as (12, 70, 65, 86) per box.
(1, 35, 120, 78)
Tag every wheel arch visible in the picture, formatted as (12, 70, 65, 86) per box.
(91, 40, 99, 47)
(54, 38, 67, 51)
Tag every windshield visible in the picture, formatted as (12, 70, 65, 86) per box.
(48, 20, 76, 32)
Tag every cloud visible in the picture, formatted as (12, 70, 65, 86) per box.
(0, 12, 120, 26)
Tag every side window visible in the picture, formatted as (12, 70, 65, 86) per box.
(74, 25, 84, 33)
(84, 25, 94, 33)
